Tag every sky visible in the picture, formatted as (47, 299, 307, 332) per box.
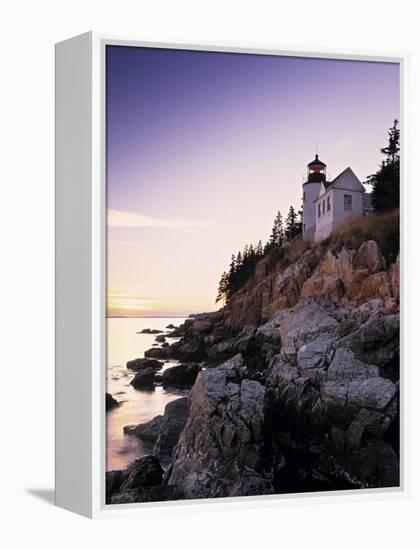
(106, 45, 400, 317)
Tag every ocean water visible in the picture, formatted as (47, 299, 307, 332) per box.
(106, 317, 187, 471)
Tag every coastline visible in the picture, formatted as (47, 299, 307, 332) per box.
(106, 237, 400, 504)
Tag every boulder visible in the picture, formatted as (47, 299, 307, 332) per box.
(339, 311, 400, 368)
(175, 336, 205, 361)
(144, 346, 171, 359)
(266, 313, 399, 489)
(301, 243, 395, 305)
(126, 357, 164, 371)
(161, 364, 201, 388)
(390, 255, 400, 300)
(155, 335, 166, 343)
(167, 355, 274, 499)
(206, 338, 235, 361)
(326, 348, 380, 382)
(137, 328, 163, 334)
(106, 392, 119, 411)
(130, 367, 156, 389)
(166, 323, 177, 329)
(347, 377, 396, 411)
(119, 455, 164, 491)
(276, 299, 339, 348)
(204, 324, 231, 346)
(106, 456, 172, 504)
(123, 415, 164, 442)
(122, 398, 190, 468)
(154, 397, 190, 465)
(353, 240, 386, 274)
(297, 341, 334, 371)
(269, 248, 322, 313)
(347, 441, 399, 486)
(233, 325, 257, 354)
(106, 469, 127, 499)
(256, 316, 282, 345)
(191, 318, 214, 333)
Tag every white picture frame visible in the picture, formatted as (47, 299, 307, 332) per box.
(55, 31, 409, 518)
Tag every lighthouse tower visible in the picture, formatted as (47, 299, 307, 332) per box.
(302, 154, 326, 239)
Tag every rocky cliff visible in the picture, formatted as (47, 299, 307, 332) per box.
(107, 239, 400, 503)
(224, 239, 399, 327)
(165, 239, 400, 499)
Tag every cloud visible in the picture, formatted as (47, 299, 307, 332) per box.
(108, 209, 208, 229)
(108, 239, 155, 253)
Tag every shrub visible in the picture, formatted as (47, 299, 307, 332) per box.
(277, 238, 313, 269)
(263, 237, 314, 273)
(322, 209, 400, 264)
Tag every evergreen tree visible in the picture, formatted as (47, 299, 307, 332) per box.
(380, 119, 400, 163)
(285, 206, 299, 241)
(236, 251, 243, 270)
(228, 254, 236, 276)
(216, 206, 303, 303)
(243, 245, 249, 262)
(367, 119, 400, 212)
(267, 210, 284, 250)
(216, 271, 228, 304)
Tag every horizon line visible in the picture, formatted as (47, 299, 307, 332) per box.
(106, 314, 200, 319)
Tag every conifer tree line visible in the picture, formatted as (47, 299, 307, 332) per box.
(367, 119, 400, 212)
(216, 206, 302, 304)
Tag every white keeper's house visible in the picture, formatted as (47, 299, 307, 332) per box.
(302, 154, 374, 241)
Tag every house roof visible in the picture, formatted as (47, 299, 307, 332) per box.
(329, 167, 365, 192)
(314, 166, 365, 203)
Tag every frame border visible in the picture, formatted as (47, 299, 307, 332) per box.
(75, 32, 410, 518)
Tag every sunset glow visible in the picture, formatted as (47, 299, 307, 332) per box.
(106, 46, 399, 317)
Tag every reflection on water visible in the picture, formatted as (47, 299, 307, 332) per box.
(106, 317, 187, 471)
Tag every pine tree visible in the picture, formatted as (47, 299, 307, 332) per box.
(267, 210, 284, 249)
(243, 245, 249, 261)
(236, 251, 243, 270)
(275, 211, 284, 246)
(367, 119, 400, 212)
(228, 254, 236, 276)
(285, 206, 299, 241)
(380, 119, 400, 163)
(216, 271, 228, 304)
(216, 207, 304, 303)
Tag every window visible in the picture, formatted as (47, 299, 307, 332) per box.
(327, 196, 331, 212)
(322, 200, 325, 215)
(318, 204, 321, 218)
(344, 194, 352, 211)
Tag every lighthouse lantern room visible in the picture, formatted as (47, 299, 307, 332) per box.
(307, 154, 327, 183)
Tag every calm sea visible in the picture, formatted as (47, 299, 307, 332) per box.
(106, 317, 187, 471)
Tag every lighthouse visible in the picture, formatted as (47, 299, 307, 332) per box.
(302, 154, 327, 239)
(301, 154, 372, 241)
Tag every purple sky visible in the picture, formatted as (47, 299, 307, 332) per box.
(106, 45, 399, 317)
